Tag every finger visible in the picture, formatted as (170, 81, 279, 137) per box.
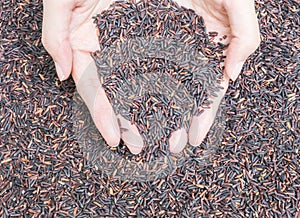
(189, 75, 229, 146)
(42, 0, 74, 81)
(223, 0, 261, 81)
(74, 51, 120, 147)
(169, 128, 188, 153)
(94, 88, 121, 147)
(117, 115, 144, 154)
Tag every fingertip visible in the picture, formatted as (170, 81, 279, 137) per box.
(189, 136, 205, 147)
(54, 62, 66, 81)
(107, 138, 121, 148)
(188, 117, 199, 146)
(169, 128, 188, 153)
(95, 117, 121, 147)
(188, 116, 206, 147)
(121, 127, 144, 155)
(93, 108, 121, 148)
(116, 115, 144, 154)
(189, 136, 201, 147)
(127, 144, 144, 155)
(42, 2, 73, 82)
(45, 40, 72, 81)
(223, 0, 261, 82)
(123, 135, 144, 154)
(225, 61, 244, 82)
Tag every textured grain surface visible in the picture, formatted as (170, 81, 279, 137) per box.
(0, 0, 299, 217)
(91, 0, 226, 164)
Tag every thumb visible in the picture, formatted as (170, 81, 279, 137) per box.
(42, 0, 74, 81)
(224, 0, 261, 81)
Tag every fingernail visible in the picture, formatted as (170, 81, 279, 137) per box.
(54, 62, 65, 81)
(230, 62, 244, 82)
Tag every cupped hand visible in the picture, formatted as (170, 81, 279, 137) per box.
(42, 0, 146, 154)
(170, 0, 261, 152)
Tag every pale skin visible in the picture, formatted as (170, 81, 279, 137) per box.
(42, 0, 260, 154)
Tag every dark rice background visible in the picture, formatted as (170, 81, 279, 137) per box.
(0, 0, 299, 217)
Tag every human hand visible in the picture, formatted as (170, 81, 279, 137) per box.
(41, 0, 190, 154)
(42, 0, 145, 153)
(170, 0, 260, 150)
(42, 0, 260, 154)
